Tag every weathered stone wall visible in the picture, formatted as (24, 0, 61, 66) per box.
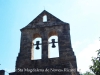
(15, 24, 77, 74)
(0, 70, 5, 75)
(10, 10, 79, 75)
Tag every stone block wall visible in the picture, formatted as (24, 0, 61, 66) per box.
(9, 10, 79, 75)
(0, 70, 5, 75)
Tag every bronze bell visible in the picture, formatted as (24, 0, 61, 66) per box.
(52, 43, 56, 48)
(36, 45, 40, 49)
(35, 41, 40, 50)
(52, 39, 56, 48)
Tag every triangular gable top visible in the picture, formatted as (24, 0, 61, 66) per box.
(21, 10, 67, 30)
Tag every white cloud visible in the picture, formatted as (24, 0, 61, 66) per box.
(77, 39, 100, 73)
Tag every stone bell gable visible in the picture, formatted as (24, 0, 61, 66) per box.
(9, 10, 79, 75)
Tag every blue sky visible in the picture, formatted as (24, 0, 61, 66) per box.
(0, 0, 100, 75)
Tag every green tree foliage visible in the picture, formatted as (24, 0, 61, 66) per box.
(90, 49, 100, 75)
(83, 71, 94, 75)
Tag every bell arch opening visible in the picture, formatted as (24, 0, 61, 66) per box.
(31, 33, 42, 60)
(48, 31, 59, 58)
(43, 15, 47, 22)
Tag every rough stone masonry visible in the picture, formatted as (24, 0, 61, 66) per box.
(9, 10, 80, 75)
